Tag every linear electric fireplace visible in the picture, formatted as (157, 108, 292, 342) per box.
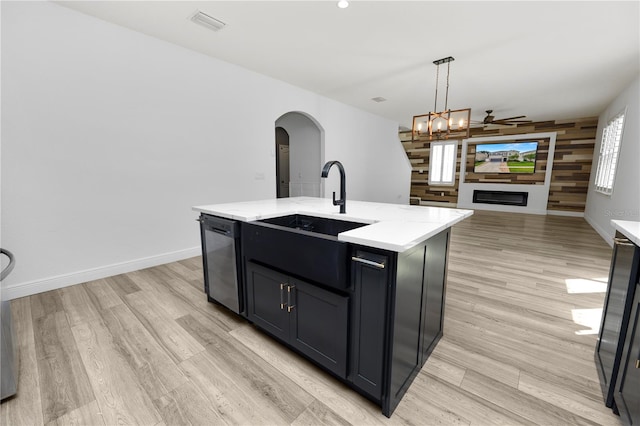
(473, 190, 528, 206)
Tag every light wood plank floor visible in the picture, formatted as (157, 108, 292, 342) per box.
(1, 210, 623, 425)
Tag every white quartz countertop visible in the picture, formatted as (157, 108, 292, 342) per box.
(612, 220, 640, 247)
(193, 197, 473, 252)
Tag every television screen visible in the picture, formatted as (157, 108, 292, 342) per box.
(473, 141, 538, 173)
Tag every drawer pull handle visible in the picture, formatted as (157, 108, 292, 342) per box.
(635, 359, 640, 369)
(614, 237, 635, 247)
(287, 285, 295, 312)
(352, 256, 385, 269)
(280, 283, 286, 310)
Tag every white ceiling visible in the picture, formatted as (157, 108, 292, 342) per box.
(56, 1, 640, 130)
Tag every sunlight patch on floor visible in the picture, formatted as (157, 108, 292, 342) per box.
(565, 277, 608, 294)
(572, 308, 603, 335)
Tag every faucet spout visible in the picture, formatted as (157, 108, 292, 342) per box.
(321, 161, 346, 214)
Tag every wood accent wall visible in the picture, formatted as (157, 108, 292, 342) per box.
(400, 117, 598, 212)
(401, 132, 462, 205)
(464, 137, 549, 185)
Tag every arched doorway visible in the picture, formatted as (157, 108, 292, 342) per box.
(275, 112, 323, 198)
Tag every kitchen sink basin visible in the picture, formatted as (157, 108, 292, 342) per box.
(241, 215, 369, 290)
(258, 214, 368, 237)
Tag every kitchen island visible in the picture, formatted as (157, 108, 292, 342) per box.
(193, 197, 472, 417)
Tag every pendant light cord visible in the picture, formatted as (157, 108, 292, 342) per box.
(433, 63, 440, 112)
(444, 61, 450, 112)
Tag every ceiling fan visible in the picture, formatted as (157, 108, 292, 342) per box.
(476, 110, 532, 126)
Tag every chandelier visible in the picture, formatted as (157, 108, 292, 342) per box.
(412, 56, 471, 141)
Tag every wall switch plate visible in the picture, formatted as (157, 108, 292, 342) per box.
(254, 172, 265, 180)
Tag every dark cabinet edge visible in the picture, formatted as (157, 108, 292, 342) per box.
(613, 280, 640, 425)
(594, 237, 640, 409)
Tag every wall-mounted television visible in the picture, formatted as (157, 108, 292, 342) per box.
(473, 141, 538, 173)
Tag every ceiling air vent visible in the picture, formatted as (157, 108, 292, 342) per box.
(190, 10, 226, 32)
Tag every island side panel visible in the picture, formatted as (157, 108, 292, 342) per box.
(383, 242, 426, 416)
(420, 228, 450, 362)
(382, 228, 451, 417)
(350, 248, 392, 401)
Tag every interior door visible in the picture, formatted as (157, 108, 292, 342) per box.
(277, 145, 290, 198)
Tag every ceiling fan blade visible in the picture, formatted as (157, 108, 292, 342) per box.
(494, 115, 526, 121)
(493, 119, 532, 124)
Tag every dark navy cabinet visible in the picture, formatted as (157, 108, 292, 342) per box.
(350, 228, 451, 417)
(614, 278, 640, 425)
(596, 231, 640, 411)
(245, 261, 349, 378)
(245, 262, 289, 342)
(350, 249, 390, 400)
(238, 221, 452, 418)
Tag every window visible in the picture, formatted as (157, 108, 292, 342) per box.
(429, 140, 458, 186)
(594, 112, 625, 195)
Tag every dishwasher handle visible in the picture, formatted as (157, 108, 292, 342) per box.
(209, 227, 231, 236)
(351, 256, 385, 269)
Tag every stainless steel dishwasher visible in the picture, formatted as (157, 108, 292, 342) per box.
(1, 248, 17, 401)
(199, 215, 243, 314)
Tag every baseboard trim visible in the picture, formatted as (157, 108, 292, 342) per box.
(584, 215, 613, 247)
(547, 210, 585, 218)
(1, 247, 202, 301)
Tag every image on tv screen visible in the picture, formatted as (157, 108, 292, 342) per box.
(473, 141, 538, 173)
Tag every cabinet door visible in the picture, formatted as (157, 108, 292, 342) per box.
(350, 250, 389, 400)
(421, 229, 449, 362)
(245, 262, 289, 342)
(288, 279, 349, 378)
(615, 281, 640, 425)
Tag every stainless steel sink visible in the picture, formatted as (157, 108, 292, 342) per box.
(241, 215, 369, 290)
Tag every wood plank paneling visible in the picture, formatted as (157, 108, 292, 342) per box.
(464, 137, 549, 185)
(401, 117, 598, 212)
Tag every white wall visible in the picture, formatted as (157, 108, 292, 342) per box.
(0, 1, 410, 299)
(585, 75, 640, 245)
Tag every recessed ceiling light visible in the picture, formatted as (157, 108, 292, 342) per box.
(371, 97, 387, 103)
(190, 10, 226, 32)
(337, 0, 349, 9)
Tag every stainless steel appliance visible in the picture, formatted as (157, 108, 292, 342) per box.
(199, 215, 242, 314)
(1, 248, 17, 401)
(595, 232, 640, 410)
